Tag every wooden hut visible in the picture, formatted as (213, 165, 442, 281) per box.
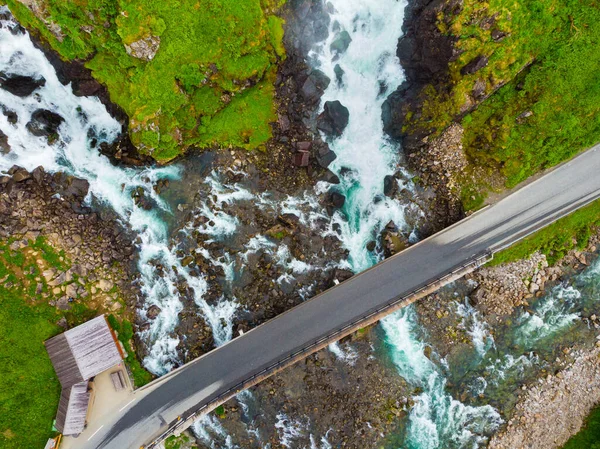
(45, 315, 123, 436)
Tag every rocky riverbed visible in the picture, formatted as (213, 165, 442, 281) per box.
(0, 165, 140, 315)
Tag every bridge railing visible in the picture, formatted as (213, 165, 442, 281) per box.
(144, 250, 493, 448)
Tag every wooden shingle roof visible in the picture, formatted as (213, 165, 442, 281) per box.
(45, 315, 122, 388)
(45, 315, 123, 436)
(55, 382, 90, 435)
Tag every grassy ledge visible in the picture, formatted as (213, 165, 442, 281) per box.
(407, 0, 600, 208)
(490, 198, 600, 266)
(561, 404, 600, 449)
(5, 0, 286, 161)
(0, 237, 150, 447)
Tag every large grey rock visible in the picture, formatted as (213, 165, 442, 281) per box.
(301, 70, 330, 102)
(0, 73, 45, 97)
(125, 35, 161, 61)
(461, 55, 489, 75)
(317, 100, 349, 137)
(26, 109, 64, 137)
(330, 30, 352, 58)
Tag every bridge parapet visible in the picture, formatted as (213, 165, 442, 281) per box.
(144, 250, 493, 448)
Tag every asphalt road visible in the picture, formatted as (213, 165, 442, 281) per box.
(81, 146, 600, 449)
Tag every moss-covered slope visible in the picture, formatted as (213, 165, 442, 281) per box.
(6, 0, 286, 161)
(398, 0, 600, 207)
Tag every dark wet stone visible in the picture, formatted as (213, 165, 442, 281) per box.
(26, 109, 64, 138)
(331, 268, 354, 283)
(0, 129, 9, 154)
(1, 106, 17, 124)
(328, 190, 346, 209)
(320, 169, 340, 184)
(301, 69, 330, 103)
(384, 175, 398, 197)
(334, 64, 345, 86)
(278, 213, 300, 228)
(366, 241, 377, 252)
(317, 100, 349, 137)
(460, 55, 488, 75)
(0, 73, 45, 97)
(330, 30, 352, 57)
(317, 149, 337, 168)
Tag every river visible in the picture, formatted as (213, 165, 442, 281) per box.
(1, 2, 599, 449)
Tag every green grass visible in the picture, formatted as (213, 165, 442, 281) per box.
(30, 236, 69, 271)
(491, 198, 600, 266)
(562, 404, 600, 449)
(406, 0, 600, 204)
(107, 315, 153, 387)
(0, 281, 61, 449)
(6, 0, 286, 161)
(165, 434, 194, 449)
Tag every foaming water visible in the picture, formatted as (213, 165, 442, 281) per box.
(514, 285, 581, 346)
(306, 1, 502, 447)
(0, 10, 244, 374)
(455, 299, 494, 357)
(381, 309, 502, 448)
(311, 0, 420, 272)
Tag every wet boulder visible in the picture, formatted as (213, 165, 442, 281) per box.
(278, 213, 300, 229)
(334, 64, 345, 86)
(330, 30, 352, 58)
(327, 190, 346, 212)
(315, 141, 337, 168)
(330, 268, 354, 284)
(380, 221, 409, 258)
(26, 109, 64, 138)
(301, 69, 331, 103)
(319, 169, 340, 184)
(460, 55, 488, 75)
(383, 175, 398, 197)
(147, 305, 162, 320)
(11, 167, 31, 182)
(0, 73, 45, 97)
(1, 106, 18, 124)
(0, 129, 10, 154)
(317, 100, 349, 138)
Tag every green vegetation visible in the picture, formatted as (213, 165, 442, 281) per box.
(107, 315, 153, 386)
(31, 235, 69, 270)
(491, 198, 600, 266)
(214, 405, 226, 418)
(0, 243, 61, 449)
(562, 404, 600, 449)
(165, 434, 195, 449)
(6, 0, 286, 161)
(0, 237, 152, 446)
(410, 0, 600, 206)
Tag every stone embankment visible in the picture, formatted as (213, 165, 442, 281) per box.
(488, 346, 600, 449)
(0, 165, 139, 315)
(207, 328, 411, 449)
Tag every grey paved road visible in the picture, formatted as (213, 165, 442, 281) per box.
(81, 146, 600, 449)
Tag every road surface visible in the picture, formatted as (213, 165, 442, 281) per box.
(79, 146, 600, 449)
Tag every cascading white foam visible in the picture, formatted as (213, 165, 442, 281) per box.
(0, 9, 245, 374)
(381, 309, 502, 448)
(311, 0, 421, 273)
(455, 299, 494, 357)
(514, 285, 582, 346)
